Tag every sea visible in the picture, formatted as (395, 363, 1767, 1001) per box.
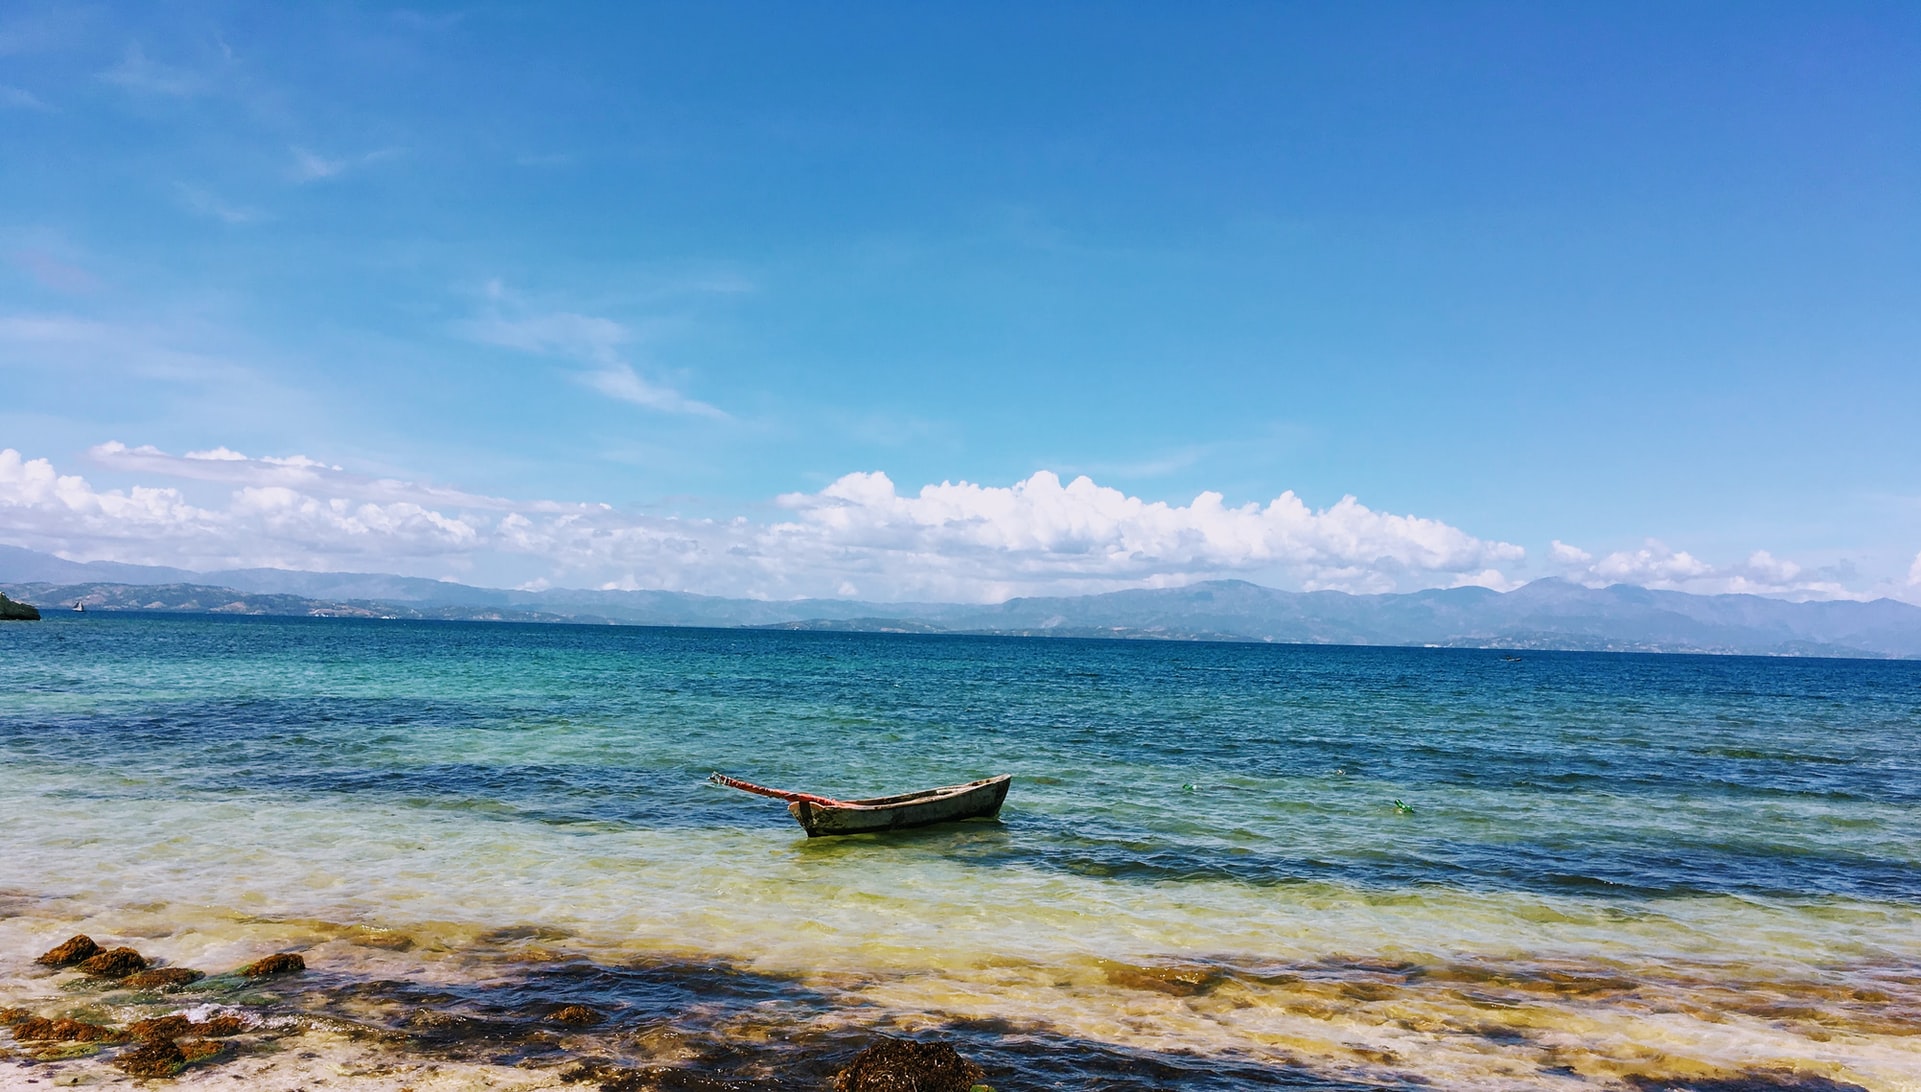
(0, 613, 1916, 1090)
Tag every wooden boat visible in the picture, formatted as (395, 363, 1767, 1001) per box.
(710, 772, 1012, 837)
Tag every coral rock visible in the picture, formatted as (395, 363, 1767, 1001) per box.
(550, 1004, 603, 1025)
(114, 1038, 187, 1078)
(239, 953, 306, 977)
(78, 947, 149, 978)
(123, 967, 205, 990)
(178, 1039, 222, 1063)
(36, 934, 101, 966)
(834, 1038, 987, 1092)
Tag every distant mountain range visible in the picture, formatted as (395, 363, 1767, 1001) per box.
(4, 544, 1919, 658)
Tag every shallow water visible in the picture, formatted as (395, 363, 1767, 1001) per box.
(1, 615, 1917, 1089)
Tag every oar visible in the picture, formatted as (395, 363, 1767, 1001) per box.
(709, 772, 848, 808)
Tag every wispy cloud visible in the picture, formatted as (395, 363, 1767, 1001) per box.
(460, 285, 728, 419)
(99, 43, 206, 97)
(579, 362, 727, 418)
(88, 442, 589, 514)
(290, 145, 401, 183)
(0, 313, 251, 384)
(0, 85, 50, 110)
(174, 183, 264, 225)
(11, 250, 97, 293)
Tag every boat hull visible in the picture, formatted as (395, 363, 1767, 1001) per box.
(788, 775, 1012, 837)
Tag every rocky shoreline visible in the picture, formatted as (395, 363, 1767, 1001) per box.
(0, 592, 38, 621)
(3, 932, 997, 1090)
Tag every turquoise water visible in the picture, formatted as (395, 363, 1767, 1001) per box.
(2, 613, 1918, 1089)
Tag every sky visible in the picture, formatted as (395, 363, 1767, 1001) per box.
(2, 2, 1919, 603)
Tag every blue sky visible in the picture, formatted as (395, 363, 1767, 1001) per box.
(3, 2, 1918, 602)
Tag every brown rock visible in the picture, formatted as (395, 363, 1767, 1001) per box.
(35, 935, 100, 967)
(10, 1017, 122, 1043)
(114, 1038, 187, 1078)
(550, 1004, 603, 1026)
(178, 1039, 222, 1063)
(200, 1014, 248, 1037)
(78, 946, 148, 978)
(131, 1015, 194, 1041)
(0, 1007, 29, 1024)
(239, 953, 305, 977)
(835, 1038, 987, 1092)
(123, 967, 205, 990)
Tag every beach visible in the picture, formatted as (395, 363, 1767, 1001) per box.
(2, 614, 1917, 1089)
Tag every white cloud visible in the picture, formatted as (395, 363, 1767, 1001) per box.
(4, 447, 1528, 600)
(1451, 569, 1523, 592)
(460, 295, 727, 419)
(10, 447, 1900, 606)
(1592, 541, 1713, 584)
(1549, 539, 1592, 564)
(762, 471, 1524, 599)
(1559, 538, 1856, 601)
(1908, 551, 1921, 587)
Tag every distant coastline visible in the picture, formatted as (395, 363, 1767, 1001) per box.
(5, 546, 1920, 660)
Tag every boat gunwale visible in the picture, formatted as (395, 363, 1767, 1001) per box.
(818, 774, 1011, 812)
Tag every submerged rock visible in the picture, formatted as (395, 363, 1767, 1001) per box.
(34, 934, 100, 967)
(199, 1014, 248, 1037)
(123, 966, 205, 990)
(114, 1038, 187, 1078)
(549, 1004, 603, 1025)
(130, 1015, 195, 1041)
(834, 1038, 988, 1092)
(130, 1012, 248, 1041)
(9, 1016, 122, 1043)
(239, 952, 305, 977)
(78, 946, 149, 978)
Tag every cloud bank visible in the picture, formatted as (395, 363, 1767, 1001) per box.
(3, 445, 1540, 601)
(1546, 538, 1860, 601)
